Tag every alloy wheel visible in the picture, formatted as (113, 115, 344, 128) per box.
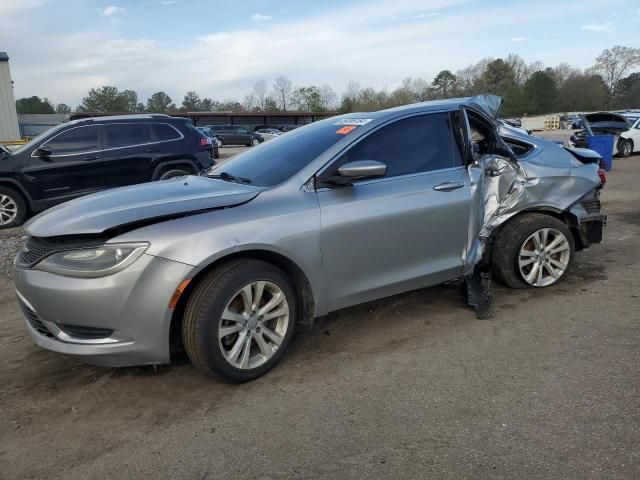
(0, 194, 18, 226)
(623, 141, 632, 157)
(218, 280, 289, 369)
(518, 228, 571, 287)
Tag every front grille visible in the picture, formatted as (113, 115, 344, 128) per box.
(18, 300, 53, 338)
(58, 324, 113, 340)
(17, 237, 55, 266)
(582, 197, 601, 214)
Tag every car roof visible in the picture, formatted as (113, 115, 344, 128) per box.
(65, 114, 185, 127)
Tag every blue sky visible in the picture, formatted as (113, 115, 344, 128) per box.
(1, 0, 638, 107)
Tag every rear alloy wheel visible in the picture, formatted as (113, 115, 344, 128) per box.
(182, 260, 297, 382)
(0, 187, 26, 229)
(492, 213, 575, 288)
(251, 138, 261, 147)
(517, 228, 571, 287)
(618, 139, 633, 158)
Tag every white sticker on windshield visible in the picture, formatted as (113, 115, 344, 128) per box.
(333, 118, 373, 126)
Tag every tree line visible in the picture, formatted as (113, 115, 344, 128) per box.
(15, 45, 640, 117)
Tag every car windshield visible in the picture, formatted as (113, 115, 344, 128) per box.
(207, 117, 354, 187)
(11, 123, 68, 155)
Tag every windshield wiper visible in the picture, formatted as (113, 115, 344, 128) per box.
(208, 171, 252, 184)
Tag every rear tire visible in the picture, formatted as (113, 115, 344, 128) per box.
(618, 139, 633, 158)
(182, 260, 297, 382)
(159, 169, 190, 180)
(0, 186, 27, 229)
(492, 213, 575, 289)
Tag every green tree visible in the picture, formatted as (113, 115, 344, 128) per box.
(611, 73, 640, 109)
(478, 59, 517, 96)
(55, 103, 71, 114)
(556, 74, 608, 112)
(523, 69, 557, 114)
(199, 98, 215, 111)
(291, 86, 323, 111)
(80, 86, 137, 112)
(432, 70, 457, 98)
(15, 96, 55, 114)
(146, 91, 175, 113)
(182, 91, 201, 111)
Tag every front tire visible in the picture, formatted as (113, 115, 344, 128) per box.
(159, 169, 190, 180)
(251, 138, 261, 147)
(0, 187, 27, 229)
(182, 260, 297, 382)
(492, 213, 575, 288)
(618, 139, 633, 158)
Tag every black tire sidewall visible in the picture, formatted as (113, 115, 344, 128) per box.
(0, 187, 27, 229)
(159, 169, 190, 180)
(493, 214, 575, 288)
(188, 261, 297, 382)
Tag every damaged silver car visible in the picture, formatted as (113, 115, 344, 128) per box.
(13, 95, 606, 382)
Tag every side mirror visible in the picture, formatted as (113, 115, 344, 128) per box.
(338, 160, 387, 179)
(319, 160, 387, 187)
(35, 145, 52, 157)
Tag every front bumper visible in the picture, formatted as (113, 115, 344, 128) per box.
(14, 253, 193, 367)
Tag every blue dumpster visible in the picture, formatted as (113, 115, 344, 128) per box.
(587, 135, 614, 171)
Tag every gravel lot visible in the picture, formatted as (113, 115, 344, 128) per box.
(1, 135, 638, 479)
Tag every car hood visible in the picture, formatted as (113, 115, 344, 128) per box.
(582, 112, 630, 133)
(25, 176, 263, 237)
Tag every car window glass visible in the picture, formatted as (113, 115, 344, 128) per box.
(45, 126, 100, 155)
(106, 123, 151, 148)
(237, 128, 248, 134)
(152, 123, 181, 141)
(335, 113, 462, 178)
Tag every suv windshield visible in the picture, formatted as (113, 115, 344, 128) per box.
(207, 117, 353, 187)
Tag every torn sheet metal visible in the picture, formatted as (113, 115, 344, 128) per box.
(467, 94, 504, 120)
(463, 154, 525, 275)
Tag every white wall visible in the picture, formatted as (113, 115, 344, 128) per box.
(0, 54, 21, 141)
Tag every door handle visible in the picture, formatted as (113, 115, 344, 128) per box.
(433, 181, 465, 192)
(83, 156, 99, 161)
(145, 148, 160, 153)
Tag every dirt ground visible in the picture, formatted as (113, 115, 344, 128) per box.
(1, 142, 639, 479)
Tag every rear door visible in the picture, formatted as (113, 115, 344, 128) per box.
(26, 125, 104, 203)
(316, 112, 471, 311)
(101, 122, 156, 187)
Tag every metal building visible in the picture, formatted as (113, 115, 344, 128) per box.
(0, 52, 20, 141)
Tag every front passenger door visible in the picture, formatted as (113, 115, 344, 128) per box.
(317, 112, 471, 311)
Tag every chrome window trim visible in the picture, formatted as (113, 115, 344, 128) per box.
(30, 122, 185, 158)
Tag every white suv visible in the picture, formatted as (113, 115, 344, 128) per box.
(618, 113, 640, 157)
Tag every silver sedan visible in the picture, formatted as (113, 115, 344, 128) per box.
(14, 95, 605, 382)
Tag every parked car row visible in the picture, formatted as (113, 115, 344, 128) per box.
(0, 114, 215, 228)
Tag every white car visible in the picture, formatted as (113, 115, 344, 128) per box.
(255, 128, 283, 141)
(618, 113, 640, 157)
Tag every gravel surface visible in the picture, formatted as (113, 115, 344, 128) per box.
(0, 227, 23, 278)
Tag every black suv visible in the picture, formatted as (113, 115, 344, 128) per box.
(0, 114, 214, 228)
(207, 125, 264, 147)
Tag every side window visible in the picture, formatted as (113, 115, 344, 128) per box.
(106, 123, 151, 148)
(45, 126, 100, 155)
(151, 123, 181, 141)
(336, 113, 462, 178)
(237, 127, 249, 134)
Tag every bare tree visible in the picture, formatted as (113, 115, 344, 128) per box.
(242, 93, 255, 111)
(590, 45, 640, 94)
(319, 84, 337, 110)
(253, 79, 268, 111)
(272, 75, 292, 111)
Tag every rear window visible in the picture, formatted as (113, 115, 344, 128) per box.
(106, 123, 151, 148)
(152, 123, 181, 141)
(208, 117, 354, 187)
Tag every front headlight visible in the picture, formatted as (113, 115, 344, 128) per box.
(34, 243, 149, 278)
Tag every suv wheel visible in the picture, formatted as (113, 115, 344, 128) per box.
(0, 187, 26, 229)
(492, 213, 575, 288)
(159, 169, 190, 180)
(618, 139, 633, 158)
(251, 138, 260, 147)
(182, 260, 297, 382)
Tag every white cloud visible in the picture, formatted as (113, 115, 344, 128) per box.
(510, 36, 527, 42)
(101, 5, 125, 16)
(251, 13, 273, 22)
(0, 0, 48, 15)
(581, 21, 615, 32)
(392, 12, 439, 20)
